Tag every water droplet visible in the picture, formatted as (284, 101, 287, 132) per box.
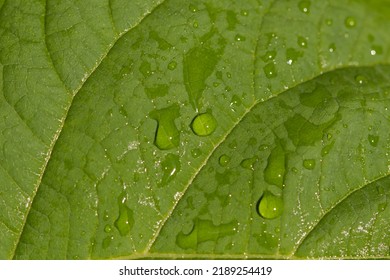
(219, 154, 231, 167)
(241, 10, 248, 16)
(114, 192, 134, 236)
(298, 0, 311, 14)
(191, 112, 217, 136)
(235, 34, 246, 41)
(168, 61, 177, 70)
(191, 148, 202, 158)
(325, 19, 333, 26)
(261, 50, 277, 62)
(176, 219, 238, 250)
(264, 142, 286, 188)
(228, 140, 238, 150)
(368, 134, 379, 147)
(145, 84, 169, 99)
(344, 16, 356, 28)
(257, 191, 284, 219)
(149, 104, 180, 150)
(103, 210, 109, 221)
(258, 144, 269, 151)
(263, 62, 277, 78)
(297, 36, 308, 48)
(226, 10, 238, 30)
(355, 75, 368, 85)
(378, 202, 387, 212)
(230, 95, 242, 110)
(240, 156, 258, 170)
(321, 141, 335, 157)
(160, 154, 181, 187)
(286, 48, 303, 65)
(184, 46, 221, 110)
(328, 43, 336, 53)
(370, 45, 383, 56)
(291, 167, 299, 173)
(193, 21, 199, 28)
(189, 4, 197, 12)
(303, 159, 316, 170)
(102, 236, 114, 249)
(104, 225, 112, 233)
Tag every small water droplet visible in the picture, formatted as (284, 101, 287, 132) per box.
(297, 36, 308, 48)
(370, 45, 383, 56)
(291, 167, 298, 173)
(235, 34, 246, 41)
(103, 210, 109, 221)
(263, 62, 277, 78)
(325, 18, 333, 26)
(114, 191, 134, 236)
(104, 225, 112, 233)
(378, 202, 387, 212)
(191, 148, 202, 158)
(344, 16, 356, 28)
(321, 141, 335, 157)
(368, 134, 379, 147)
(168, 61, 177, 70)
(159, 153, 181, 187)
(191, 112, 217, 136)
(258, 144, 269, 151)
(219, 154, 231, 167)
(240, 156, 258, 170)
(257, 191, 284, 219)
(150, 104, 180, 150)
(228, 140, 238, 150)
(176, 219, 238, 249)
(261, 50, 277, 62)
(193, 21, 199, 28)
(189, 4, 197, 12)
(303, 159, 316, 170)
(298, 0, 311, 14)
(264, 143, 285, 188)
(286, 48, 303, 65)
(241, 10, 248, 16)
(355, 75, 368, 85)
(102, 235, 114, 249)
(328, 43, 336, 53)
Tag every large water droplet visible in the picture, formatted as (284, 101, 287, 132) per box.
(344, 16, 356, 28)
(240, 156, 258, 170)
(150, 104, 180, 150)
(191, 112, 217, 136)
(219, 154, 231, 167)
(159, 154, 181, 187)
(303, 159, 316, 170)
(114, 192, 134, 236)
(176, 219, 238, 250)
(257, 191, 283, 219)
(264, 142, 286, 188)
(368, 134, 379, 147)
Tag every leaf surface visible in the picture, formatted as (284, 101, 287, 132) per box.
(0, 0, 389, 259)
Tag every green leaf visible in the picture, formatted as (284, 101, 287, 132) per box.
(0, 0, 389, 259)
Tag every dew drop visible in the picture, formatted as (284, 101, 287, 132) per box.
(321, 141, 335, 157)
(368, 134, 379, 147)
(298, 0, 311, 14)
(235, 34, 246, 41)
(261, 50, 277, 62)
(355, 75, 368, 85)
(159, 153, 181, 187)
(264, 143, 286, 188)
(149, 104, 180, 150)
(344, 16, 356, 28)
(378, 202, 387, 212)
(191, 148, 202, 158)
(257, 191, 284, 219)
(297, 36, 308, 48)
(114, 192, 134, 236)
(219, 154, 231, 167)
(167, 61, 177, 70)
(328, 43, 336, 53)
(325, 18, 333, 26)
(286, 48, 303, 65)
(303, 159, 316, 170)
(191, 112, 217, 136)
(176, 219, 238, 249)
(263, 62, 277, 78)
(189, 4, 197, 12)
(193, 21, 199, 28)
(370, 45, 383, 56)
(104, 224, 112, 233)
(102, 236, 114, 249)
(240, 156, 258, 170)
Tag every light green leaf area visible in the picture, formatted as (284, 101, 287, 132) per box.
(0, 0, 389, 259)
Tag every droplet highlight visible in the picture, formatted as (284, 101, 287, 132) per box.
(298, 0, 311, 14)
